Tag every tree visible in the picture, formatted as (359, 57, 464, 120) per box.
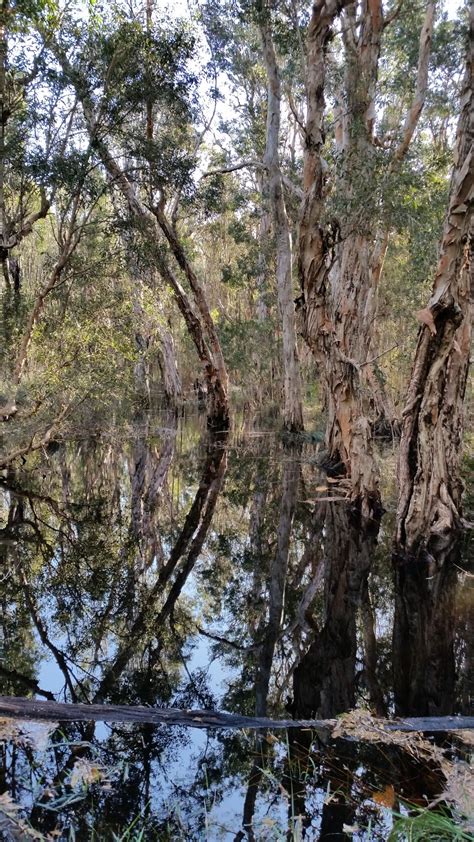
(259, 2, 304, 431)
(0, 0, 70, 289)
(201, 0, 305, 429)
(298, 0, 437, 517)
(43, 6, 230, 427)
(5, 139, 102, 413)
(396, 1, 473, 558)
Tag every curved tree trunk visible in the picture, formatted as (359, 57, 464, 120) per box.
(396, 7, 473, 556)
(152, 204, 229, 426)
(94, 433, 228, 702)
(49, 43, 230, 430)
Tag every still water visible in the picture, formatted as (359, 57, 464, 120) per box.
(0, 409, 472, 840)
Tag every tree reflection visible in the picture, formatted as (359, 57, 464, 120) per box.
(0, 422, 470, 839)
(392, 547, 460, 717)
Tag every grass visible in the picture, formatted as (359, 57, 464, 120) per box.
(388, 805, 473, 842)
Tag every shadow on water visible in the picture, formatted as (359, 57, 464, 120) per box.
(0, 412, 472, 839)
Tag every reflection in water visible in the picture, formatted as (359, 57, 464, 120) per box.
(285, 504, 380, 841)
(293, 504, 379, 720)
(393, 547, 464, 718)
(0, 414, 471, 839)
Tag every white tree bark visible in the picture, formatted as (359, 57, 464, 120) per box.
(260, 12, 304, 432)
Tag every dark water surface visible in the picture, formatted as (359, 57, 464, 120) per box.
(0, 410, 472, 840)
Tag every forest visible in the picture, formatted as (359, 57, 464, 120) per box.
(0, 0, 472, 839)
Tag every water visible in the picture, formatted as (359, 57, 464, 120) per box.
(0, 409, 472, 840)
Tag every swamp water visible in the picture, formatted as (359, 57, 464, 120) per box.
(0, 410, 472, 840)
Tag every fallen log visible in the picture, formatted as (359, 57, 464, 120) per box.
(0, 696, 472, 734)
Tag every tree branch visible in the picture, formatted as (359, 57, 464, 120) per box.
(393, 2, 435, 162)
(201, 159, 265, 178)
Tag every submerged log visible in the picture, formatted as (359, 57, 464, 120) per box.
(0, 697, 472, 733)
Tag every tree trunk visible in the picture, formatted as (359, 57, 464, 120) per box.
(256, 173, 270, 323)
(300, 2, 436, 513)
(260, 13, 304, 432)
(365, 3, 435, 432)
(152, 204, 229, 427)
(0, 1, 10, 291)
(155, 322, 181, 406)
(0, 2, 52, 290)
(298, 0, 381, 516)
(322, 1, 383, 501)
(396, 6, 473, 556)
(6, 184, 88, 408)
(364, 230, 400, 434)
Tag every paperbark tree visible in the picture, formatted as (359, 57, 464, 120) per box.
(365, 1, 435, 432)
(396, 3, 473, 557)
(259, 7, 304, 432)
(299, 0, 436, 516)
(298, 0, 380, 514)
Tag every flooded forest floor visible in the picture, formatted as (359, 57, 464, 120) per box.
(0, 406, 472, 840)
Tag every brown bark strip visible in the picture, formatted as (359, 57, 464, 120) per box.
(0, 696, 472, 733)
(396, 3, 473, 554)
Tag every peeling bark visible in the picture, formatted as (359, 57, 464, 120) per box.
(396, 7, 473, 555)
(393, 2, 435, 163)
(299, 2, 436, 512)
(299, 0, 380, 516)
